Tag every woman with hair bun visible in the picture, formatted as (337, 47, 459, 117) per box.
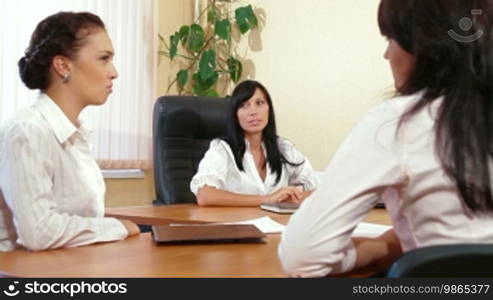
(0, 11, 139, 251)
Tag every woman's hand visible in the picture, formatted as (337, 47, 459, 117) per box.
(266, 186, 302, 203)
(118, 219, 141, 237)
(351, 229, 402, 273)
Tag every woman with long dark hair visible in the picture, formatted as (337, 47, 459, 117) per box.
(280, 0, 493, 277)
(0, 12, 139, 251)
(190, 80, 318, 206)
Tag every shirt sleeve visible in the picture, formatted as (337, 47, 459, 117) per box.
(278, 102, 406, 277)
(280, 139, 319, 191)
(0, 122, 128, 251)
(190, 139, 230, 195)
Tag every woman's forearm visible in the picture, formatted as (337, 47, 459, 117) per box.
(301, 190, 314, 201)
(196, 186, 268, 206)
(352, 229, 402, 273)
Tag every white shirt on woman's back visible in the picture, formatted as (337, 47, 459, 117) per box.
(279, 93, 493, 277)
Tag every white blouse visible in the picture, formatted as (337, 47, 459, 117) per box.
(0, 93, 128, 252)
(279, 93, 493, 277)
(190, 138, 319, 197)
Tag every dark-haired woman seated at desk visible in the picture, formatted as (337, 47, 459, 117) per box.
(0, 12, 139, 252)
(190, 80, 318, 207)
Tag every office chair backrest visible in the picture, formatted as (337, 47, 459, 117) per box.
(387, 243, 493, 277)
(153, 96, 229, 205)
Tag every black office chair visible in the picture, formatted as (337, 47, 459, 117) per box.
(386, 243, 493, 277)
(152, 96, 229, 205)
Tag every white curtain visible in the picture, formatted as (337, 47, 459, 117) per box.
(0, 0, 157, 170)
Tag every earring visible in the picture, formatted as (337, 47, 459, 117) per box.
(62, 73, 70, 83)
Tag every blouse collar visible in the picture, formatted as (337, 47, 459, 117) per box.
(34, 93, 89, 144)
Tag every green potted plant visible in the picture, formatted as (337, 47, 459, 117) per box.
(158, 0, 259, 97)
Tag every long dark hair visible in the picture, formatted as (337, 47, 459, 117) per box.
(222, 80, 302, 184)
(379, 0, 493, 212)
(18, 12, 105, 90)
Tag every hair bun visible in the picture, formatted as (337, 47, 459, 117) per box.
(18, 55, 45, 90)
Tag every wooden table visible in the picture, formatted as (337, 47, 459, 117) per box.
(0, 204, 391, 278)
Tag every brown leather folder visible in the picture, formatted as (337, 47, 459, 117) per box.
(151, 224, 266, 244)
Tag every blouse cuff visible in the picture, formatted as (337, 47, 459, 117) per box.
(298, 173, 319, 192)
(340, 240, 357, 273)
(302, 181, 317, 192)
(102, 218, 129, 241)
(190, 176, 224, 195)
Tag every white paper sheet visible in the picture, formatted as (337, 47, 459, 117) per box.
(224, 216, 286, 234)
(352, 222, 391, 238)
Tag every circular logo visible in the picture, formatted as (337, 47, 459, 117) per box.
(458, 17, 473, 31)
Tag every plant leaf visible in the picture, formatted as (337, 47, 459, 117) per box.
(192, 72, 219, 95)
(215, 19, 231, 41)
(208, 8, 218, 23)
(188, 24, 205, 53)
(235, 5, 258, 34)
(179, 25, 189, 45)
(199, 50, 216, 81)
(226, 57, 242, 83)
(204, 89, 219, 97)
(177, 69, 188, 90)
(169, 32, 181, 60)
